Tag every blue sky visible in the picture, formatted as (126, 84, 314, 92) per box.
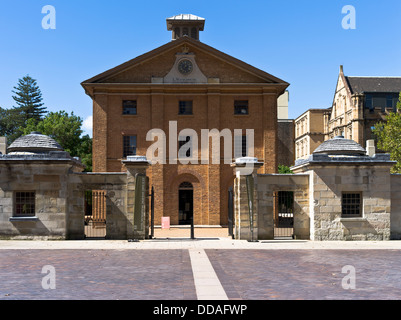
(1, 0, 400, 137)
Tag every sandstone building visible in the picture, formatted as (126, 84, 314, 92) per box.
(294, 66, 401, 161)
(2, 132, 401, 241)
(294, 108, 328, 160)
(0, 132, 151, 240)
(277, 90, 295, 167)
(81, 14, 289, 226)
(233, 136, 401, 241)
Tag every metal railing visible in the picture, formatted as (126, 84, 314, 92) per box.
(274, 191, 294, 239)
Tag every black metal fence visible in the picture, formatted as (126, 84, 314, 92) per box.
(274, 191, 294, 239)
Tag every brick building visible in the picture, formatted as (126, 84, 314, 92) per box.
(81, 14, 289, 226)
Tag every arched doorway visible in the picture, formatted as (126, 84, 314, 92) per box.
(179, 182, 193, 225)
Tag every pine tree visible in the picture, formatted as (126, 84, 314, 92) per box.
(12, 75, 47, 124)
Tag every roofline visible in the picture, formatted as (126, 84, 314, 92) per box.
(327, 66, 353, 119)
(81, 36, 289, 90)
(294, 107, 330, 121)
(346, 76, 401, 79)
(345, 76, 401, 95)
(291, 159, 396, 171)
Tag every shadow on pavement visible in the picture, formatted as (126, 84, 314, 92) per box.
(149, 237, 221, 241)
(261, 240, 309, 243)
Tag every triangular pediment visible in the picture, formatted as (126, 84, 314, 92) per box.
(81, 37, 288, 87)
(329, 66, 353, 121)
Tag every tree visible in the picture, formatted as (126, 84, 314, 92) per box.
(372, 93, 401, 173)
(12, 75, 47, 124)
(22, 111, 92, 171)
(77, 134, 93, 172)
(0, 107, 22, 141)
(278, 164, 294, 174)
(0, 75, 47, 144)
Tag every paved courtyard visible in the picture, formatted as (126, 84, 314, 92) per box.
(1, 237, 401, 300)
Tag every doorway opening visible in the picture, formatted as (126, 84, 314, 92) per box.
(273, 191, 294, 239)
(84, 190, 107, 239)
(179, 182, 193, 225)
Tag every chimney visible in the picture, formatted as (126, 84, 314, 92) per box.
(366, 140, 375, 157)
(0, 137, 7, 155)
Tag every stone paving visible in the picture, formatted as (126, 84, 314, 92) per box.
(1, 230, 401, 300)
(207, 249, 401, 300)
(0, 247, 401, 300)
(0, 250, 196, 300)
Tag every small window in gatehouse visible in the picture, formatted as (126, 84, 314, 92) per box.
(342, 192, 362, 218)
(15, 191, 36, 217)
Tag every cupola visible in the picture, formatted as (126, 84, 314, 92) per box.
(166, 14, 205, 41)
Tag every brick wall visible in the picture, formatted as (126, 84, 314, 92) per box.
(89, 39, 286, 226)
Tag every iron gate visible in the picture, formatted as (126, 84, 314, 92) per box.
(274, 191, 294, 239)
(84, 190, 106, 239)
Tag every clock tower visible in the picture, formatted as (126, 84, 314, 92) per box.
(83, 14, 289, 228)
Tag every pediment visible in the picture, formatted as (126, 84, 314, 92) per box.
(82, 37, 288, 86)
(329, 69, 354, 121)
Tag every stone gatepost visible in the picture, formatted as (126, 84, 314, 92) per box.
(0, 137, 6, 155)
(231, 157, 264, 241)
(122, 156, 151, 240)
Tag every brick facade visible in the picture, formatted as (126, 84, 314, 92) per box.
(82, 36, 289, 226)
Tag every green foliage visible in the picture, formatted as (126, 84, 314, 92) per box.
(0, 107, 23, 142)
(278, 164, 294, 174)
(12, 75, 47, 124)
(0, 75, 92, 171)
(78, 134, 93, 172)
(1, 75, 47, 143)
(372, 93, 401, 173)
(22, 111, 93, 172)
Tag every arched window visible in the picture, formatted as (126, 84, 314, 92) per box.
(182, 27, 189, 36)
(179, 182, 193, 190)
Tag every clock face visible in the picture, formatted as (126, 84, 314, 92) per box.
(178, 59, 193, 75)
